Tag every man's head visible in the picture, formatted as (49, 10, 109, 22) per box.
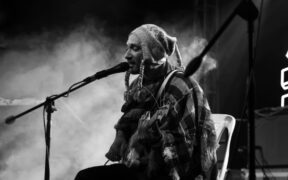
(124, 24, 181, 74)
(125, 33, 143, 74)
(123, 24, 183, 102)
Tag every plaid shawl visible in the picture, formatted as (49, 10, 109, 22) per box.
(116, 64, 217, 179)
(157, 72, 217, 179)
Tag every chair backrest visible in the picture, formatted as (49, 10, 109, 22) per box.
(210, 114, 236, 180)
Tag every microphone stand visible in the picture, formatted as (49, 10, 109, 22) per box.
(184, 0, 258, 179)
(4, 66, 125, 180)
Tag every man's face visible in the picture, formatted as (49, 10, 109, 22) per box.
(125, 34, 143, 74)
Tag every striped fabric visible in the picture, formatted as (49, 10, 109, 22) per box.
(157, 72, 218, 179)
(116, 63, 217, 179)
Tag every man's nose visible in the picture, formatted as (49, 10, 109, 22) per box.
(124, 49, 132, 60)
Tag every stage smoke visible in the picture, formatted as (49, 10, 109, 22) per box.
(0, 22, 125, 180)
(0, 19, 217, 180)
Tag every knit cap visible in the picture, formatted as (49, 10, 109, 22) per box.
(130, 24, 182, 66)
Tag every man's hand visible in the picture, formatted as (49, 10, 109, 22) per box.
(105, 131, 127, 162)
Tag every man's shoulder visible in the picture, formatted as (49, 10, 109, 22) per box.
(164, 71, 206, 99)
(168, 71, 198, 89)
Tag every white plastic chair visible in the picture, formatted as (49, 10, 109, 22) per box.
(211, 114, 236, 180)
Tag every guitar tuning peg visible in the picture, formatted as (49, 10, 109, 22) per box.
(140, 111, 151, 121)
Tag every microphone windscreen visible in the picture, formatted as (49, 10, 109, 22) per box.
(118, 62, 129, 72)
(184, 56, 203, 77)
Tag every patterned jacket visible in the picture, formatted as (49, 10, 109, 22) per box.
(115, 62, 217, 179)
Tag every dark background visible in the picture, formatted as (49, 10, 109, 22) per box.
(1, 0, 288, 172)
(1, 0, 288, 113)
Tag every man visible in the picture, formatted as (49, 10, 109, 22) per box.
(75, 24, 217, 180)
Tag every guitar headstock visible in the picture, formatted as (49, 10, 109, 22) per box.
(138, 104, 170, 129)
(153, 104, 170, 122)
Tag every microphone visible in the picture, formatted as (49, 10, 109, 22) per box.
(5, 115, 16, 124)
(83, 62, 129, 82)
(184, 56, 203, 77)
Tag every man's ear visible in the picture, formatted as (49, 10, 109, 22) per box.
(151, 46, 165, 60)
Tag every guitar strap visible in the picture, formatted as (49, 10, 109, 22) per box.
(155, 70, 180, 101)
